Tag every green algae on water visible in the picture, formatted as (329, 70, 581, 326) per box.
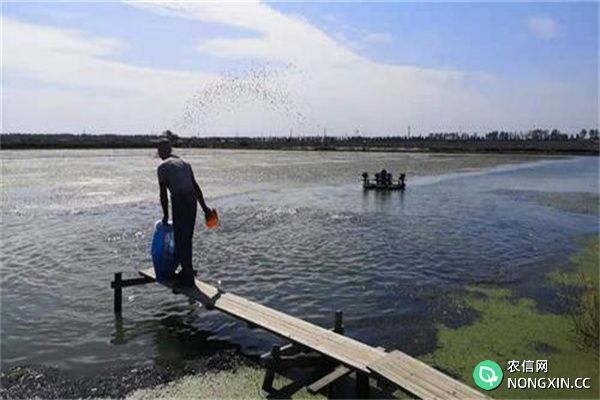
(127, 366, 325, 400)
(423, 236, 600, 399)
(548, 236, 599, 287)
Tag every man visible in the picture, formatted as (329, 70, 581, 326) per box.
(157, 138, 212, 288)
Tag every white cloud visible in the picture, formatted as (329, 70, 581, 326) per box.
(2, 3, 596, 135)
(133, 1, 487, 135)
(527, 17, 560, 39)
(333, 29, 392, 51)
(2, 17, 216, 133)
(322, 14, 338, 23)
(362, 32, 392, 44)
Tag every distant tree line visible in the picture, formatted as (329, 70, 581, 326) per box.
(425, 128, 599, 141)
(1, 127, 598, 154)
(0, 133, 159, 149)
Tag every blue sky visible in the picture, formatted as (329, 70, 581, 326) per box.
(2, 1, 598, 135)
(272, 2, 598, 81)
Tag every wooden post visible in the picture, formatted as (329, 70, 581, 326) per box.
(356, 371, 369, 398)
(113, 272, 122, 314)
(262, 345, 280, 392)
(110, 272, 155, 314)
(334, 310, 344, 334)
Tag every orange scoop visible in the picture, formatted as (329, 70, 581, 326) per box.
(206, 208, 220, 229)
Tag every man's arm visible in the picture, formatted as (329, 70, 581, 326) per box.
(191, 170, 211, 215)
(160, 182, 169, 224)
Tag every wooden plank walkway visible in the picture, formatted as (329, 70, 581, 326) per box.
(138, 268, 489, 399)
(368, 351, 488, 399)
(139, 268, 384, 372)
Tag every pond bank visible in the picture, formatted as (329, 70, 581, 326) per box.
(0, 350, 254, 399)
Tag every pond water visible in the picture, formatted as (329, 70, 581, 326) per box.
(1, 149, 597, 375)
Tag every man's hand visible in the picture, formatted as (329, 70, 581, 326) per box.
(159, 182, 169, 226)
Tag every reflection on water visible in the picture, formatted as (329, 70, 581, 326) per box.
(1, 150, 598, 375)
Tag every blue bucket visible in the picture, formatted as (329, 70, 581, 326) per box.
(151, 220, 177, 281)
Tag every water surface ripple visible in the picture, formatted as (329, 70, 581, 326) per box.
(1, 150, 597, 374)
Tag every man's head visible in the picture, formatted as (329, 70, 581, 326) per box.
(157, 138, 172, 160)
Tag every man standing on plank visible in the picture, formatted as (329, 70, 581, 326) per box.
(157, 137, 213, 289)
